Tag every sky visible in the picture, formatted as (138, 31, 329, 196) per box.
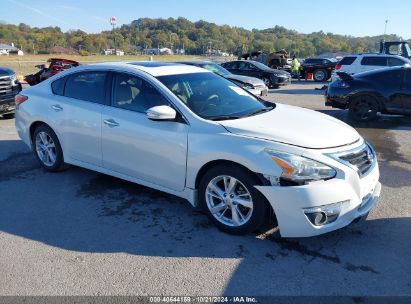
(1, 0, 411, 39)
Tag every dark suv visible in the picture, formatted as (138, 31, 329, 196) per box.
(221, 60, 291, 88)
(301, 57, 338, 82)
(0, 67, 22, 118)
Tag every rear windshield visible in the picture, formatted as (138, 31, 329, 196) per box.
(339, 57, 357, 65)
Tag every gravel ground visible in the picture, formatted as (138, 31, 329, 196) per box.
(0, 81, 410, 297)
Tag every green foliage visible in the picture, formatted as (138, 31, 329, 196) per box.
(0, 19, 405, 57)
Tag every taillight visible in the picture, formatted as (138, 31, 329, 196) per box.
(335, 64, 342, 70)
(15, 94, 28, 107)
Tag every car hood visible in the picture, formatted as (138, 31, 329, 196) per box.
(219, 103, 360, 149)
(0, 67, 14, 76)
(226, 74, 265, 86)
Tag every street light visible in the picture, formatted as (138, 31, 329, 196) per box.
(384, 19, 389, 37)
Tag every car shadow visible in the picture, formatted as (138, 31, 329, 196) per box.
(270, 88, 324, 95)
(0, 139, 410, 295)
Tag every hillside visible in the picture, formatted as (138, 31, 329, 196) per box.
(0, 17, 404, 57)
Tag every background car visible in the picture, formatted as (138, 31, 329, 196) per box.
(176, 61, 268, 96)
(332, 53, 411, 81)
(0, 66, 22, 118)
(325, 66, 411, 121)
(221, 60, 291, 88)
(300, 57, 338, 82)
(24, 58, 80, 86)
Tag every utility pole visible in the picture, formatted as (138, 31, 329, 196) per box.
(110, 16, 117, 55)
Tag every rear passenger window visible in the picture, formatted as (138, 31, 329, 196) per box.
(225, 62, 238, 69)
(64, 72, 107, 104)
(387, 58, 405, 67)
(51, 77, 66, 96)
(361, 57, 387, 66)
(339, 57, 357, 65)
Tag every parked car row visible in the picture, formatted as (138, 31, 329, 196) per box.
(176, 61, 268, 96)
(14, 61, 381, 238)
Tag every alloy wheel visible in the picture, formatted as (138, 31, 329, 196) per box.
(35, 131, 57, 166)
(205, 175, 253, 227)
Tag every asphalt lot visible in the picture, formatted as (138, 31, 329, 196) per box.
(0, 81, 410, 296)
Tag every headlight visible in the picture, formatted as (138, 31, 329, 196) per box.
(10, 74, 17, 85)
(242, 83, 254, 90)
(273, 73, 286, 77)
(265, 149, 337, 184)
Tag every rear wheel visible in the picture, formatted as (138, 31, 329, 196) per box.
(348, 95, 379, 121)
(313, 69, 327, 82)
(199, 165, 269, 234)
(33, 125, 68, 172)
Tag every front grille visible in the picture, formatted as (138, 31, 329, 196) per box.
(0, 76, 13, 95)
(339, 145, 374, 176)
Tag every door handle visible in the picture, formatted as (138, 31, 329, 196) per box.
(103, 119, 119, 127)
(51, 104, 63, 111)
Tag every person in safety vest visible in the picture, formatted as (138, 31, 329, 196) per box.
(291, 56, 301, 81)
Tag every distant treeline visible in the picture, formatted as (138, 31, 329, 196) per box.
(0, 17, 404, 57)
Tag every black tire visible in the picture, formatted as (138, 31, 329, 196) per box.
(1, 113, 15, 119)
(313, 69, 327, 82)
(262, 77, 271, 88)
(348, 95, 379, 121)
(33, 124, 69, 172)
(199, 164, 270, 234)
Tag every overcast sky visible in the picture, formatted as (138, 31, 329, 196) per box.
(1, 0, 410, 39)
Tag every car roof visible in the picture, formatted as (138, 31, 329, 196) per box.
(91, 61, 210, 77)
(349, 53, 407, 59)
(175, 61, 215, 65)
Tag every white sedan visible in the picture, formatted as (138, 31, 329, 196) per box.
(15, 62, 381, 237)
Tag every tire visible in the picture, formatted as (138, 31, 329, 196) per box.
(1, 113, 15, 119)
(262, 77, 271, 88)
(33, 124, 69, 172)
(199, 164, 269, 234)
(313, 69, 327, 82)
(348, 95, 379, 121)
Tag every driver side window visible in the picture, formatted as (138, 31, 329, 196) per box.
(111, 73, 170, 113)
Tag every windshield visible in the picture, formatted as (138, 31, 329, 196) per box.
(202, 63, 231, 77)
(249, 61, 269, 70)
(157, 72, 271, 120)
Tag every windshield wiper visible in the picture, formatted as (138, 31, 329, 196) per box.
(206, 115, 242, 121)
(245, 106, 273, 117)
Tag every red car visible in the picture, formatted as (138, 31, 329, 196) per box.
(25, 58, 80, 86)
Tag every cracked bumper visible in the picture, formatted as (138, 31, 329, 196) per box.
(255, 164, 380, 238)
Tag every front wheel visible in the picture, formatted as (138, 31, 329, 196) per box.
(348, 95, 379, 121)
(199, 165, 269, 234)
(33, 124, 68, 172)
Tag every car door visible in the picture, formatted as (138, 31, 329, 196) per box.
(101, 72, 189, 191)
(49, 71, 106, 166)
(400, 69, 411, 113)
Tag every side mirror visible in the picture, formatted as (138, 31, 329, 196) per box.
(146, 105, 176, 121)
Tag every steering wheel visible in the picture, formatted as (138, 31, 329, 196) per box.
(196, 94, 220, 113)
